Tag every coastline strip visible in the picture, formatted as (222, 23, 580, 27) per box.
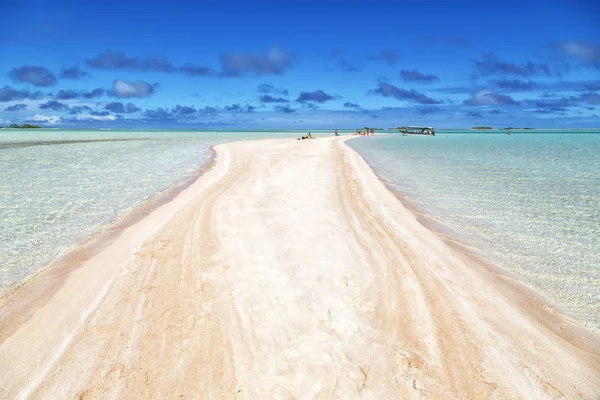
(0, 137, 598, 399)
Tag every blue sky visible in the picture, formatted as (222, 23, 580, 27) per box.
(1, 0, 599, 128)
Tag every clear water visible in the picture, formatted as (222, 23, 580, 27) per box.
(0, 129, 303, 291)
(348, 131, 600, 331)
(2, 129, 599, 333)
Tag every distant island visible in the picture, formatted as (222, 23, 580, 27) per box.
(471, 126, 493, 130)
(502, 127, 535, 130)
(0, 124, 42, 129)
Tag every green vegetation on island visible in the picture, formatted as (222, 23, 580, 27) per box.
(2, 124, 42, 129)
(471, 126, 493, 130)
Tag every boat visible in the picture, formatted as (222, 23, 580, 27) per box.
(399, 126, 435, 136)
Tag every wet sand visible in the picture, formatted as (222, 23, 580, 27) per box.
(0, 137, 598, 399)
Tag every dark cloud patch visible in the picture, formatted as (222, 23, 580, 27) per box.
(56, 88, 104, 100)
(86, 50, 217, 76)
(259, 94, 289, 103)
(86, 48, 292, 78)
(110, 80, 155, 98)
(274, 105, 295, 114)
(91, 111, 110, 117)
(87, 51, 173, 72)
(376, 50, 398, 65)
(492, 79, 538, 91)
(9, 66, 57, 87)
(143, 108, 172, 120)
(434, 85, 487, 95)
(523, 93, 599, 114)
(418, 106, 443, 114)
(39, 100, 70, 111)
(343, 102, 361, 109)
(223, 103, 255, 113)
(582, 81, 600, 91)
(59, 67, 90, 79)
(555, 41, 600, 69)
(178, 63, 217, 77)
(55, 89, 79, 100)
(143, 105, 220, 120)
(579, 92, 600, 105)
(199, 106, 219, 116)
(82, 88, 105, 99)
(534, 107, 568, 114)
(296, 90, 334, 104)
(489, 109, 503, 114)
(472, 55, 556, 78)
(4, 103, 27, 111)
(529, 97, 573, 110)
(400, 70, 440, 83)
(104, 102, 140, 114)
(463, 90, 518, 106)
(219, 46, 293, 76)
(466, 111, 483, 118)
(173, 105, 197, 116)
(69, 105, 93, 114)
(370, 82, 440, 104)
(257, 83, 289, 95)
(0, 85, 44, 102)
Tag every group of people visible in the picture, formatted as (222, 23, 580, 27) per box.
(298, 128, 375, 140)
(335, 128, 376, 136)
(355, 128, 375, 136)
(298, 132, 313, 140)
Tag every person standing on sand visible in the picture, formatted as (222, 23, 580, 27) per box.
(334, 129, 339, 136)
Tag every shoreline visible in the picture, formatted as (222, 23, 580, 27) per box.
(347, 136, 597, 336)
(1, 146, 217, 297)
(0, 146, 217, 341)
(343, 137, 600, 349)
(1, 136, 598, 398)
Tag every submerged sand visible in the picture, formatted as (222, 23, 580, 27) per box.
(0, 137, 598, 399)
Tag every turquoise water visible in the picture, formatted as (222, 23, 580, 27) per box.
(348, 131, 600, 331)
(0, 129, 304, 291)
(2, 129, 599, 333)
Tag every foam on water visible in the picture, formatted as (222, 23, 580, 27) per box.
(348, 131, 600, 331)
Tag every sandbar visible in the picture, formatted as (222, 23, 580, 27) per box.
(0, 137, 598, 399)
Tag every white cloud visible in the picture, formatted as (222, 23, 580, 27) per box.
(112, 79, 154, 98)
(463, 90, 517, 106)
(29, 114, 61, 124)
(75, 113, 117, 121)
(558, 41, 600, 62)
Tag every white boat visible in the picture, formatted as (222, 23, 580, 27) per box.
(399, 126, 435, 136)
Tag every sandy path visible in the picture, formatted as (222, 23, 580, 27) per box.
(0, 137, 598, 399)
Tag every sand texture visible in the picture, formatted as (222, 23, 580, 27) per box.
(0, 137, 599, 399)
